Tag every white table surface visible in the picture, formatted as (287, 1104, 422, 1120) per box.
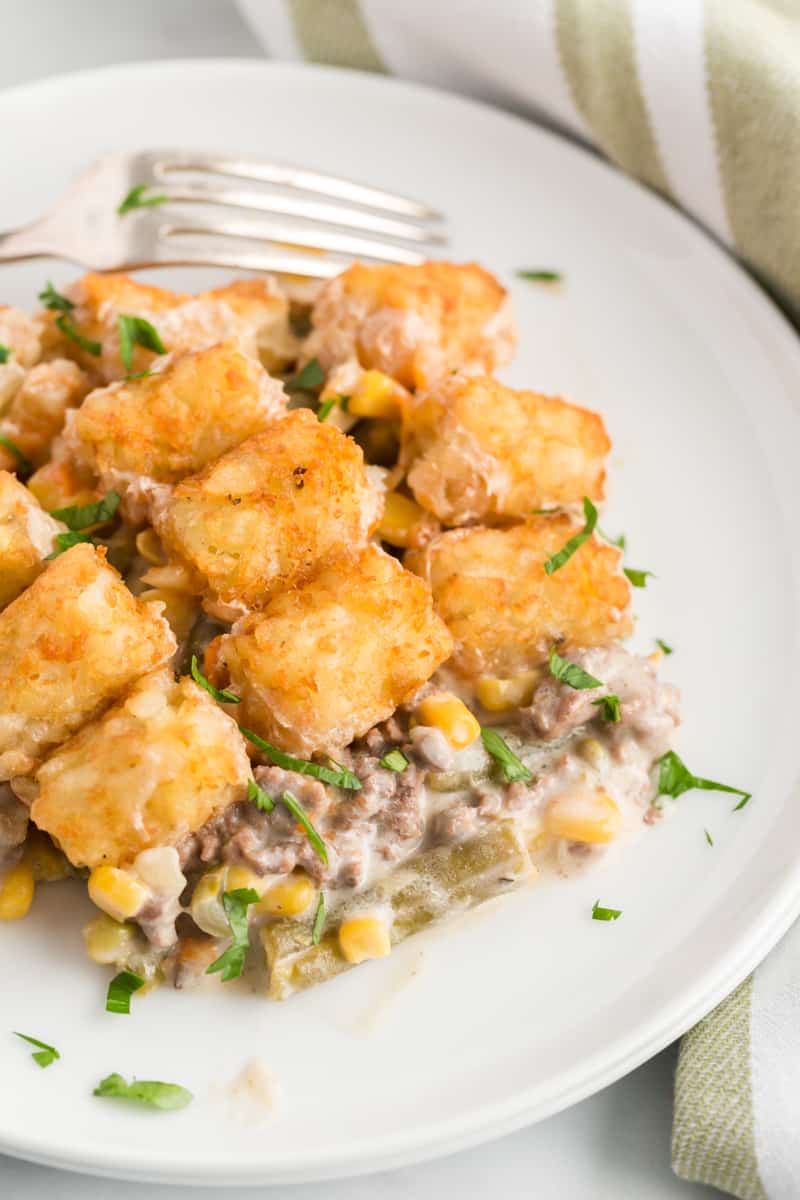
(0, 3, 722, 1194)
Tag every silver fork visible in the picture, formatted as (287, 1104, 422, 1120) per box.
(0, 151, 446, 278)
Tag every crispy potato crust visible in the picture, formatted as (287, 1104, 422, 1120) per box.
(154, 408, 383, 611)
(0, 471, 63, 609)
(404, 374, 610, 523)
(304, 261, 515, 389)
(406, 518, 632, 678)
(209, 544, 453, 755)
(31, 669, 250, 868)
(67, 341, 287, 504)
(0, 543, 176, 779)
(0, 359, 92, 472)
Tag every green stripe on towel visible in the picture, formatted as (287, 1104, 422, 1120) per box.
(288, 0, 387, 72)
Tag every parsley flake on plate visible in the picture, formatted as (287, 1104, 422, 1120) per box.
(544, 497, 597, 575)
(515, 269, 561, 283)
(15, 1032, 60, 1068)
(705, 829, 714, 847)
(656, 750, 751, 810)
(549, 646, 603, 690)
(655, 639, 673, 655)
(624, 567, 654, 588)
(592, 901, 622, 922)
(94, 1072, 192, 1111)
(480, 727, 532, 783)
(106, 969, 145, 1015)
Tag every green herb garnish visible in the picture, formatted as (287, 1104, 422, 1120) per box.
(286, 357, 325, 393)
(45, 531, 94, 560)
(592, 694, 621, 722)
(624, 567, 654, 588)
(480, 727, 532, 783)
(379, 749, 409, 772)
(190, 654, 240, 704)
(0, 433, 32, 478)
(549, 646, 603, 690)
(241, 726, 361, 790)
(55, 315, 101, 356)
(516, 269, 561, 282)
(247, 777, 274, 813)
(544, 497, 597, 575)
(15, 1032, 60, 1068)
(312, 891, 327, 945)
(656, 750, 751, 810)
(592, 901, 622, 922)
(316, 397, 337, 422)
(106, 970, 145, 1015)
(94, 1072, 192, 1111)
(280, 791, 328, 863)
(52, 490, 119, 532)
(206, 888, 260, 982)
(0, 344, 11, 364)
(600, 528, 626, 551)
(38, 281, 74, 313)
(117, 184, 169, 216)
(705, 829, 714, 846)
(118, 314, 167, 375)
(655, 639, 673, 655)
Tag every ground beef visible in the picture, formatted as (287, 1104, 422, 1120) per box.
(0, 785, 28, 870)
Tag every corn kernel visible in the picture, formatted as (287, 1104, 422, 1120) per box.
(338, 915, 392, 964)
(23, 831, 70, 883)
(378, 492, 428, 549)
(347, 370, 405, 419)
(0, 861, 35, 920)
(190, 867, 229, 937)
(258, 873, 316, 917)
(140, 563, 196, 593)
(476, 670, 541, 713)
(135, 527, 166, 565)
(544, 789, 621, 844)
(88, 865, 148, 922)
(416, 692, 481, 749)
(83, 913, 138, 965)
(577, 737, 609, 771)
(226, 865, 266, 896)
(139, 587, 198, 642)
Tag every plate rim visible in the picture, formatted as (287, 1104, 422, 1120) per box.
(2, 55, 800, 1186)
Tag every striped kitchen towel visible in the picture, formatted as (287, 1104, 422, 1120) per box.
(237, 2, 800, 1194)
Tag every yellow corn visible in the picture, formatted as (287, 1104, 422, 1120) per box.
(347, 370, 405, 419)
(83, 913, 138, 965)
(23, 831, 70, 883)
(476, 670, 541, 713)
(135, 528, 166, 566)
(544, 789, 621, 844)
(338, 914, 392, 964)
(577, 737, 609, 771)
(190, 867, 229, 937)
(649, 648, 663, 667)
(139, 588, 197, 642)
(0, 861, 35, 920)
(378, 492, 428, 549)
(258, 873, 316, 917)
(140, 563, 195, 593)
(416, 692, 481, 749)
(226, 865, 267, 896)
(88, 865, 148, 922)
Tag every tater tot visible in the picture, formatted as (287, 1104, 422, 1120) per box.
(0, 359, 92, 472)
(0, 471, 63, 609)
(0, 543, 176, 779)
(208, 544, 453, 755)
(31, 669, 250, 869)
(303, 261, 515, 389)
(404, 374, 610, 523)
(406, 518, 632, 678)
(0, 305, 42, 369)
(153, 408, 383, 613)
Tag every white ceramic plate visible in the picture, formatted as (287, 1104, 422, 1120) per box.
(1, 60, 799, 1188)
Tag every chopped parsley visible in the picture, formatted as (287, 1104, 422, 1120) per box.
(592, 901, 622, 922)
(286, 357, 325, 394)
(600, 528, 626, 551)
(118, 314, 167, 375)
(655, 639, 673, 655)
(280, 791, 328, 863)
(312, 891, 327, 945)
(516, 269, 561, 282)
(379, 749, 409, 772)
(106, 969, 145, 1015)
(206, 888, 260, 982)
(52, 490, 119, 531)
(117, 184, 169, 216)
(45, 531, 94, 560)
(0, 433, 32, 478)
(38, 281, 74, 313)
(549, 646, 603, 690)
(480, 727, 532, 783)
(705, 829, 714, 847)
(94, 1072, 192, 1111)
(624, 567, 654, 588)
(544, 497, 597, 575)
(592, 694, 621, 722)
(0, 344, 11, 364)
(656, 750, 751, 810)
(241, 726, 361, 790)
(190, 654, 240, 704)
(55, 315, 101, 357)
(316, 397, 337, 422)
(247, 777, 274, 813)
(14, 1032, 60, 1068)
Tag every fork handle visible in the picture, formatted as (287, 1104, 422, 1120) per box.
(0, 224, 54, 263)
